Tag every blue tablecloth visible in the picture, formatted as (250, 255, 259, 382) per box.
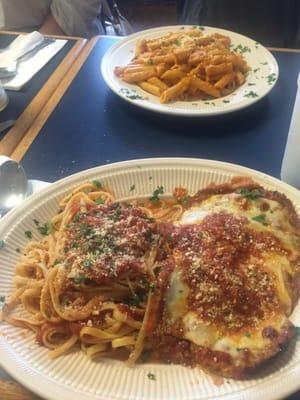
(20, 37, 300, 184)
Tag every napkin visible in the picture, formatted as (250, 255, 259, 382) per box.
(0, 31, 44, 69)
(0, 32, 67, 91)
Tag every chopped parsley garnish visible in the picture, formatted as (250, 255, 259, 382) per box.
(127, 94, 144, 100)
(295, 326, 300, 335)
(239, 188, 263, 200)
(147, 58, 154, 65)
(149, 186, 164, 203)
(15, 247, 21, 253)
(175, 39, 181, 46)
(253, 68, 260, 73)
(0, 295, 5, 310)
(53, 259, 60, 266)
(234, 44, 251, 54)
(267, 73, 276, 84)
(222, 100, 230, 103)
(245, 332, 251, 338)
(83, 259, 93, 268)
(37, 222, 52, 236)
(0, 239, 5, 249)
(92, 180, 102, 189)
(72, 275, 87, 284)
(33, 219, 40, 226)
(260, 62, 268, 65)
(95, 198, 105, 205)
(147, 372, 156, 381)
(244, 91, 258, 98)
(130, 184, 136, 192)
(25, 230, 33, 239)
(247, 83, 256, 86)
(252, 214, 267, 225)
(148, 176, 152, 181)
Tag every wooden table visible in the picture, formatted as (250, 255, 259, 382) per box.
(0, 32, 99, 159)
(1, 35, 300, 399)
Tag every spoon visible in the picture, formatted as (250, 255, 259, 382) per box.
(0, 156, 28, 217)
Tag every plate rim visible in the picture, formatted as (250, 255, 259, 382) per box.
(0, 157, 300, 400)
(101, 25, 279, 117)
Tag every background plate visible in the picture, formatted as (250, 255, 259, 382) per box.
(101, 26, 279, 116)
(0, 158, 299, 400)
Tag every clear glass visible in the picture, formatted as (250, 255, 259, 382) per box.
(0, 80, 8, 111)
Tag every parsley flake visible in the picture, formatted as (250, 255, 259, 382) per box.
(222, 100, 230, 103)
(245, 332, 251, 338)
(83, 259, 93, 268)
(0, 295, 5, 310)
(92, 180, 102, 189)
(37, 222, 52, 236)
(150, 186, 164, 203)
(130, 184, 136, 192)
(267, 73, 276, 85)
(175, 39, 181, 46)
(72, 275, 87, 284)
(95, 198, 105, 205)
(33, 219, 40, 226)
(239, 188, 263, 200)
(234, 44, 251, 54)
(25, 230, 32, 239)
(15, 247, 21, 253)
(252, 214, 267, 225)
(295, 326, 300, 335)
(147, 372, 156, 381)
(244, 91, 258, 98)
(0, 239, 5, 249)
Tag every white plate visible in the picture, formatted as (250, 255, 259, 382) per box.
(101, 26, 279, 116)
(0, 158, 300, 400)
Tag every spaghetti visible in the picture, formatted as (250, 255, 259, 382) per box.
(1, 182, 183, 361)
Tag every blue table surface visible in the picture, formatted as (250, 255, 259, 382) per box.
(21, 37, 300, 184)
(0, 34, 75, 139)
(17, 37, 300, 400)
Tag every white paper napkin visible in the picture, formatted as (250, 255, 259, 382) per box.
(0, 31, 44, 68)
(1, 32, 67, 91)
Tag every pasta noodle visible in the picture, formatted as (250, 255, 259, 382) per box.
(115, 28, 250, 103)
(1, 181, 183, 362)
(2, 177, 300, 380)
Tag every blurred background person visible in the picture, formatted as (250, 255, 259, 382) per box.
(0, 0, 103, 38)
(177, 0, 300, 48)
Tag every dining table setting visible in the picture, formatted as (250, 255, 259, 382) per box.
(0, 24, 300, 400)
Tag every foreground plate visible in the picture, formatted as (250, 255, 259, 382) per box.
(0, 158, 300, 400)
(101, 26, 279, 116)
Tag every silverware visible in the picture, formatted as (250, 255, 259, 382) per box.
(0, 38, 55, 79)
(0, 157, 28, 218)
(0, 120, 15, 133)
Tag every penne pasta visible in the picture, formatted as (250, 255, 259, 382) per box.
(114, 28, 250, 104)
(139, 81, 162, 96)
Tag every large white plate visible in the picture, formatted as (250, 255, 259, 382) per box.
(101, 26, 279, 116)
(0, 158, 300, 400)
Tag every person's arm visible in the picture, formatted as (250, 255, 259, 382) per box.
(39, 11, 65, 35)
